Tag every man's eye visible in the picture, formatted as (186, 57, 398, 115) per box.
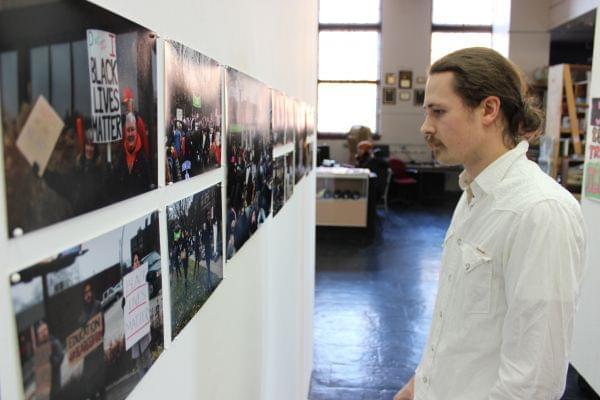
(433, 109, 444, 115)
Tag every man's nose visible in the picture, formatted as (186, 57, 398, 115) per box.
(420, 116, 434, 136)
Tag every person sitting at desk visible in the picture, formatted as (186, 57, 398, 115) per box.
(355, 140, 389, 202)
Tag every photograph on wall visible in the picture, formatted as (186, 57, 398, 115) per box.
(11, 212, 163, 400)
(226, 68, 273, 260)
(167, 184, 223, 338)
(584, 113, 600, 201)
(285, 152, 294, 202)
(272, 155, 285, 216)
(271, 89, 286, 147)
(164, 40, 221, 184)
(305, 105, 315, 174)
(0, 1, 158, 237)
(294, 100, 307, 183)
(284, 96, 295, 145)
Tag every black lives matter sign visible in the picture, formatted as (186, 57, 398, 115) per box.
(87, 30, 122, 143)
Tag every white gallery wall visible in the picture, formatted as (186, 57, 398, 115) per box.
(570, 7, 600, 395)
(0, 0, 318, 399)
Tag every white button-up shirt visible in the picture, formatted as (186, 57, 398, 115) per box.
(414, 141, 586, 400)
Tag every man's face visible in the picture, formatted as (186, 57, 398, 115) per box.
(421, 72, 483, 166)
(83, 284, 93, 304)
(125, 120, 137, 152)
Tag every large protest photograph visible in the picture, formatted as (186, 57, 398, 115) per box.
(167, 185, 223, 338)
(226, 68, 273, 260)
(164, 40, 221, 185)
(11, 212, 164, 400)
(271, 89, 286, 147)
(0, 0, 157, 237)
(294, 100, 308, 183)
(272, 155, 285, 216)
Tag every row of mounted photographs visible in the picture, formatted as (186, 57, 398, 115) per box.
(0, 0, 315, 241)
(11, 184, 235, 400)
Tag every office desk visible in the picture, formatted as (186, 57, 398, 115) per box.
(406, 164, 462, 202)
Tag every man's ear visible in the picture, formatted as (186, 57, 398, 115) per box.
(480, 96, 501, 126)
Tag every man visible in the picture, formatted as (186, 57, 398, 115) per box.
(394, 47, 586, 400)
(78, 282, 105, 400)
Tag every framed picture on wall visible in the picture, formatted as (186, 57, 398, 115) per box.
(384, 73, 397, 85)
(382, 87, 397, 105)
(399, 70, 413, 89)
(414, 89, 425, 106)
(399, 91, 411, 101)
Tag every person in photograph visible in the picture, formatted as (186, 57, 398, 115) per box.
(201, 217, 213, 290)
(393, 47, 586, 400)
(128, 252, 153, 379)
(78, 282, 105, 400)
(121, 87, 150, 158)
(113, 113, 152, 199)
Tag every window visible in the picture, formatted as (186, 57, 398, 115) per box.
(318, 0, 381, 135)
(430, 0, 494, 64)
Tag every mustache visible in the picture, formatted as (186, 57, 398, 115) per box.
(425, 135, 443, 147)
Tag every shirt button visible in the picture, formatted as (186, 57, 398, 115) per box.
(439, 311, 443, 318)
(448, 274, 452, 281)
(457, 238, 462, 245)
(423, 376, 428, 384)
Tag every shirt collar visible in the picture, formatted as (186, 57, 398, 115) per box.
(458, 141, 529, 199)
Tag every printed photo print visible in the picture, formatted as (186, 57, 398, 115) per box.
(272, 155, 285, 216)
(294, 100, 307, 183)
(272, 151, 294, 216)
(284, 96, 295, 145)
(226, 68, 273, 260)
(11, 212, 164, 400)
(271, 89, 286, 147)
(167, 184, 223, 338)
(164, 40, 222, 184)
(285, 152, 294, 202)
(0, 0, 158, 237)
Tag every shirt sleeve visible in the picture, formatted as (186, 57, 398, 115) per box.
(488, 199, 586, 399)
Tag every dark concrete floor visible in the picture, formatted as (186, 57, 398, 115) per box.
(310, 203, 599, 400)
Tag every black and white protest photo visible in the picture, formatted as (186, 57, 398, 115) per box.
(0, 0, 157, 237)
(294, 100, 308, 183)
(272, 90, 286, 147)
(272, 155, 285, 216)
(167, 185, 223, 338)
(11, 212, 164, 400)
(285, 152, 295, 202)
(226, 68, 273, 260)
(164, 41, 222, 185)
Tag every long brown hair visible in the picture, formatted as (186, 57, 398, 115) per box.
(429, 47, 543, 146)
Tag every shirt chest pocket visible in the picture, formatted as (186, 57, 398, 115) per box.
(460, 243, 493, 314)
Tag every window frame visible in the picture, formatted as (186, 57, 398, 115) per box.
(317, 15, 381, 139)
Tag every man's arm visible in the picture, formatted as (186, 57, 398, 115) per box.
(394, 376, 415, 400)
(489, 200, 585, 399)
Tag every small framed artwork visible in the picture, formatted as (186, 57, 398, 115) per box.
(399, 91, 411, 101)
(382, 87, 396, 105)
(385, 73, 397, 85)
(399, 70, 413, 89)
(414, 89, 425, 106)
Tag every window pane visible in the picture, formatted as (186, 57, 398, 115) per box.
(432, 0, 494, 25)
(430, 32, 492, 64)
(31, 46, 49, 103)
(319, 0, 380, 24)
(319, 31, 379, 81)
(318, 83, 377, 133)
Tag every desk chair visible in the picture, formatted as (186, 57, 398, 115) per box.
(388, 158, 417, 204)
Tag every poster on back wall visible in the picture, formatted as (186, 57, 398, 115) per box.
(225, 68, 273, 260)
(0, 0, 157, 237)
(10, 212, 163, 400)
(272, 155, 285, 215)
(167, 184, 223, 338)
(164, 40, 222, 184)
